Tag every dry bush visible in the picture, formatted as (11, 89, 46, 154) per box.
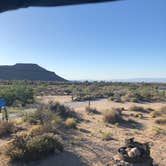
(103, 109, 122, 124)
(6, 132, 63, 162)
(0, 122, 15, 138)
(65, 118, 77, 129)
(150, 110, 162, 118)
(29, 125, 45, 136)
(24, 109, 62, 127)
(102, 132, 113, 141)
(48, 102, 77, 120)
(150, 107, 166, 118)
(154, 118, 166, 125)
(129, 105, 147, 113)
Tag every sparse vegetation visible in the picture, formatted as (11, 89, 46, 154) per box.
(153, 126, 166, 135)
(102, 132, 113, 141)
(24, 108, 62, 127)
(6, 133, 63, 162)
(0, 81, 166, 165)
(1, 81, 165, 103)
(129, 105, 147, 113)
(103, 109, 122, 124)
(0, 82, 34, 106)
(48, 102, 77, 120)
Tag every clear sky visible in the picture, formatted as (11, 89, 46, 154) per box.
(0, 0, 166, 80)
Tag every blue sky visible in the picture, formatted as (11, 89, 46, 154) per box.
(0, 0, 166, 80)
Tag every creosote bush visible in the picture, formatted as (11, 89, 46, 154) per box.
(0, 122, 15, 138)
(24, 108, 62, 127)
(6, 132, 63, 162)
(0, 82, 34, 106)
(48, 102, 77, 120)
(103, 109, 122, 124)
(65, 118, 77, 129)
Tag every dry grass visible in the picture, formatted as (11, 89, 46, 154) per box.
(101, 132, 113, 141)
(103, 109, 122, 124)
(65, 118, 77, 129)
(129, 105, 147, 113)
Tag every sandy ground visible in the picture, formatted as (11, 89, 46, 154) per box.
(36, 96, 166, 166)
(0, 96, 166, 166)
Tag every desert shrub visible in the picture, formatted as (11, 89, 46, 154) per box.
(129, 105, 147, 113)
(0, 122, 15, 138)
(65, 118, 77, 129)
(103, 109, 122, 124)
(0, 83, 34, 106)
(150, 107, 166, 118)
(154, 118, 166, 125)
(108, 94, 121, 102)
(102, 132, 113, 141)
(150, 110, 162, 118)
(48, 102, 77, 120)
(24, 109, 62, 133)
(7, 133, 63, 162)
(29, 125, 45, 136)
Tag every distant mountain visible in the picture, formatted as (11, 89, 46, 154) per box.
(0, 63, 66, 81)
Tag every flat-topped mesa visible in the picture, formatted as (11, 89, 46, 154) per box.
(0, 63, 67, 81)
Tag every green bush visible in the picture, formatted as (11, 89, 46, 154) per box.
(0, 83, 34, 106)
(7, 133, 63, 162)
(0, 122, 15, 138)
(24, 109, 62, 129)
(103, 109, 122, 124)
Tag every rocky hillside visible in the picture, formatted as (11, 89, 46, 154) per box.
(0, 63, 66, 81)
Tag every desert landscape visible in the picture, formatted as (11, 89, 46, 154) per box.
(1, 0, 165, 165)
(0, 81, 165, 166)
